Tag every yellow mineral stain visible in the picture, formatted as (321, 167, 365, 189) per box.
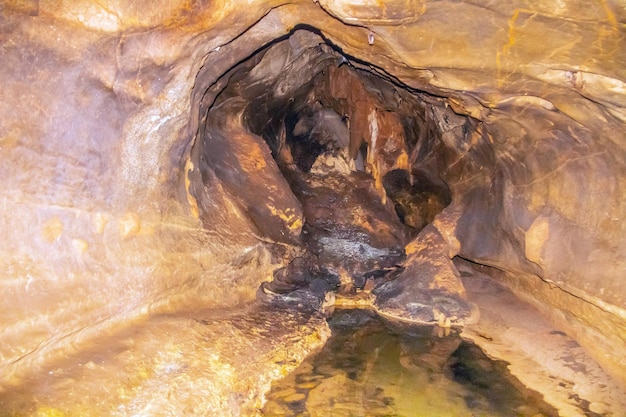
(469, 129, 482, 147)
(355, 217, 377, 236)
(289, 217, 303, 231)
(369, 159, 387, 205)
(405, 239, 425, 256)
(506, 9, 521, 48)
(525, 216, 550, 267)
(395, 150, 409, 172)
(496, 9, 529, 87)
(119, 212, 141, 238)
(42, 217, 63, 242)
(431, 269, 466, 296)
(433, 218, 461, 257)
(72, 238, 89, 254)
(35, 406, 66, 417)
(600, 0, 618, 29)
(184, 157, 199, 218)
(94, 212, 109, 234)
(240, 137, 267, 172)
(267, 205, 302, 231)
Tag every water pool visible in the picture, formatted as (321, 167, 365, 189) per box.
(262, 308, 557, 417)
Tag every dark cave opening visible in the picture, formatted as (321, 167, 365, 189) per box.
(190, 27, 474, 308)
(206, 28, 458, 228)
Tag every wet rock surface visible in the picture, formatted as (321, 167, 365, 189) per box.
(200, 97, 304, 244)
(0, 304, 330, 416)
(373, 211, 473, 325)
(458, 259, 626, 416)
(232, 36, 470, 326)
(258, 159, 471, 326)
(290, 171, 409, 275)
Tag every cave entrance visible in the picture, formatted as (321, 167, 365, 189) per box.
(191, 27, 471, 312)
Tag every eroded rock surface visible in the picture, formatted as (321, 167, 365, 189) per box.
(374, 210, 473, 325)
(0, 305, 330, 416)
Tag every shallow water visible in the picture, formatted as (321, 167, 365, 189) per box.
(261, 308, 557, 417)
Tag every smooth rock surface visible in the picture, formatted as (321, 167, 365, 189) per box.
(459, 259, 626, 416)
(0, 304, 330, 416)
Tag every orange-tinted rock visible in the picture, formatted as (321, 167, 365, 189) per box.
(289, 170, 408, 279)
(199, 98, 303, 244)
(374, 209, 472, 325)
(315, 66, 410, 198)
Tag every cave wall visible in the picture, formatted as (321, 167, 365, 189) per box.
(0, 0, 288, 386)
(0, 0, 624, 390)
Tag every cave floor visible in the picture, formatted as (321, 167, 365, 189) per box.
(0, 304, 331, 417)
(458, 260, 626, 417)
(0, 265, 624, 416)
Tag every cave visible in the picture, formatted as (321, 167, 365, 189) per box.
(191, 28, 467, 322)
(0, 1, 625, 416)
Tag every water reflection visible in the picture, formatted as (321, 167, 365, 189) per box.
(262, 308, 556, 417)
